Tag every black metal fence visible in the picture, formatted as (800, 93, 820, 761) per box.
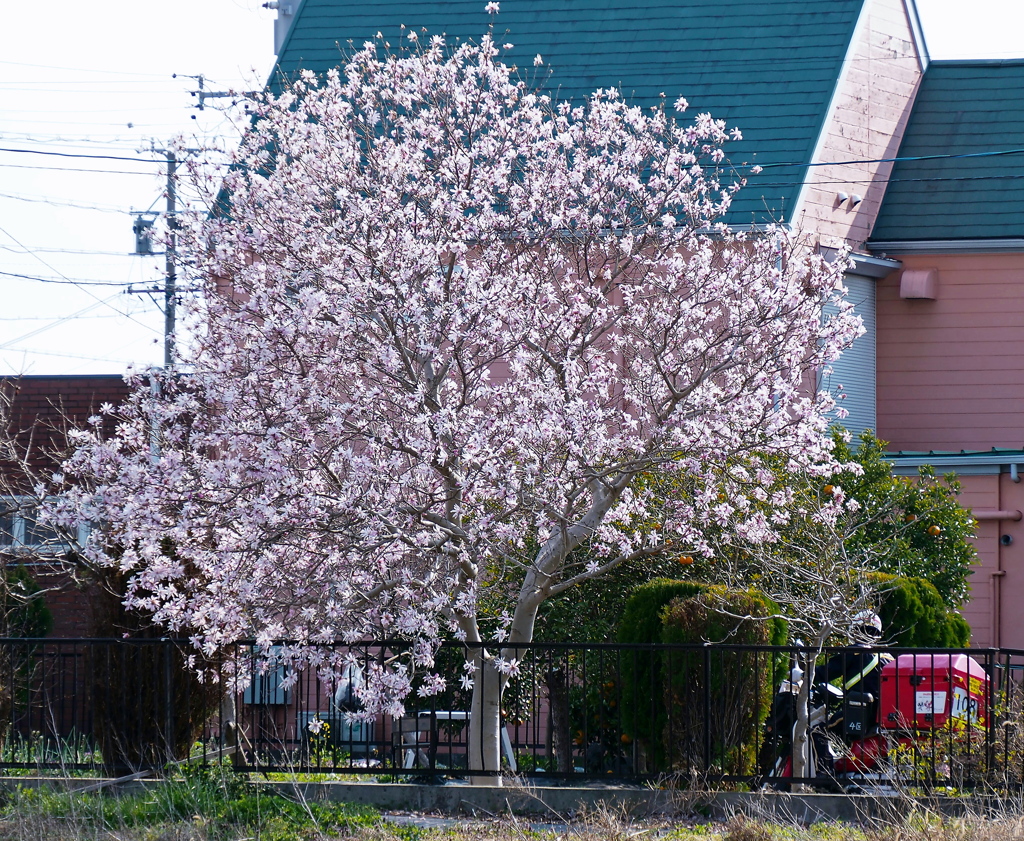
(0, 638, 1023, 790)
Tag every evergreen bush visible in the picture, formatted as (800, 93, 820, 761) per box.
(617, 579, 785, 773)
(659, 586, 786, 775)
(868, 572, 971, 647)
(616, 578, 706, 757)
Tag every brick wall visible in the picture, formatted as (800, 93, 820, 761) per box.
(1, 375, 131, 492)
(1, 376, 132, 637)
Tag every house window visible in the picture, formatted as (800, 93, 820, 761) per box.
(0, 497, 86, 554)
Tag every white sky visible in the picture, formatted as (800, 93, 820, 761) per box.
(1, 0, 1022, 376)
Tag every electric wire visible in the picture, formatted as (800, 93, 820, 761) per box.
(0, 224, 159, 336)
(0, 147, 164, 164)
(0, 193, 132, 213)
(0, 313, 128, 322)
(1, 346, 153, 366)
(0, 297, 120, 351)
(0, 59, 171, 77)
(0, 271, 138, 287)
(0, 244, 144, 257)
(0, 162, 169, 175)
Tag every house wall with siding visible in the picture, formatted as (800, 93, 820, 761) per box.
(876, 253, 1024, 452)
(794, 0, 922, 250)
(877, 251, 1024, 648)
(949, 473, 1024, 650)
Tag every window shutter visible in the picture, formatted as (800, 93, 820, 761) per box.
(822, 273, 876, 442)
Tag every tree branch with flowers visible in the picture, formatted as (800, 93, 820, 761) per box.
(42, 23, 861, 783)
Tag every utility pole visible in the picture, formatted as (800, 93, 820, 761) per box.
(133, 146, 180, 367)
(163, 152, 177, 369)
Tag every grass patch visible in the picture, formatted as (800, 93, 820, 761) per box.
(0, 767, 396, 841)
(2, 775, 1024, 841)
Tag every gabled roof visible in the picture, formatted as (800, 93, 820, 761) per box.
(271, 0, 867, 226)
(870, 60, 1024, 245)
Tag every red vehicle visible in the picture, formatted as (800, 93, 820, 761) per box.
(763, 652, 989, 790)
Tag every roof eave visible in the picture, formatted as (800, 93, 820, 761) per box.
(868, 238, 1024, 255)
(886, 450, 1024, 476)
(904, 0, 930, 72)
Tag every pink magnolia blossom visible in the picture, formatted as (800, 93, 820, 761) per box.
(48, 32, 859, 760)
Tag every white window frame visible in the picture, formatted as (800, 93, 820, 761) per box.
(0, 496, 88, 555)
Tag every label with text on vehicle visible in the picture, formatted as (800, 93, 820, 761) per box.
(915, 691, 947, 715)
(951, 686, 980, 723)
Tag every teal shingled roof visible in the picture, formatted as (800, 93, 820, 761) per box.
(271, 0, 866, 226)
(871, 60, 1024, 243)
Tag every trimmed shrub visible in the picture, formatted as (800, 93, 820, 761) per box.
(868, 572, 971, 647)
(616, 578, 706, 756)
(617, 579, 785, 774)
(617, 578, 707, 645)
(659, 587, 786, 776)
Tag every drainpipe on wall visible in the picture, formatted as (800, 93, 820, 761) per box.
(975, 490, 1023, 649)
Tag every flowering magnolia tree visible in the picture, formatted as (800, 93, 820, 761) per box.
(46, 30, 861, 779)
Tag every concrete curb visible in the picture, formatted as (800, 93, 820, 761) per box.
(262, 781, 1024, 823)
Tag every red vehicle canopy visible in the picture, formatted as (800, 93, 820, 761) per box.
(879, 653, 989, 730)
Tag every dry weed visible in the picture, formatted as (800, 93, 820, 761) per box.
(722, 815, 774, 841)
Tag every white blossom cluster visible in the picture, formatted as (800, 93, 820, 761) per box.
(44, 30, 860, 720)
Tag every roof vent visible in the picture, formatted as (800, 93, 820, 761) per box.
(900, 268, 938, 300)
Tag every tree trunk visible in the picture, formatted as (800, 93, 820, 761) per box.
(792, 667, 812, 782)
(467, 648, 503, 785)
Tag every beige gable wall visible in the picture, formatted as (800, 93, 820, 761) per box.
(791, 0, 923, 250)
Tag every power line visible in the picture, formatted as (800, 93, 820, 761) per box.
(0, 244, 141, 257)
(0, 224, 159, 336)
(0, 313, 128, 322)
(0, 147, 163, 164)
(0, 346, 152, 366)
(0, 162, 160, 175)
(0, 59, 170, 78)
(0, 270, 137, 287)
(749, 147, 1024, 172)
(0, 192, 132, 213)
(0, 297, 120, 351)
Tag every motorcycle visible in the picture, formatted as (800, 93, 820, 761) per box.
(761, 650, 990, 792)
(761, 664, 890, 791)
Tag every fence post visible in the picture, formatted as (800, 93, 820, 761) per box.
(164, 639, 174, 767)
(988, 648, 998, 781)
(703, 643, 711, 776)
